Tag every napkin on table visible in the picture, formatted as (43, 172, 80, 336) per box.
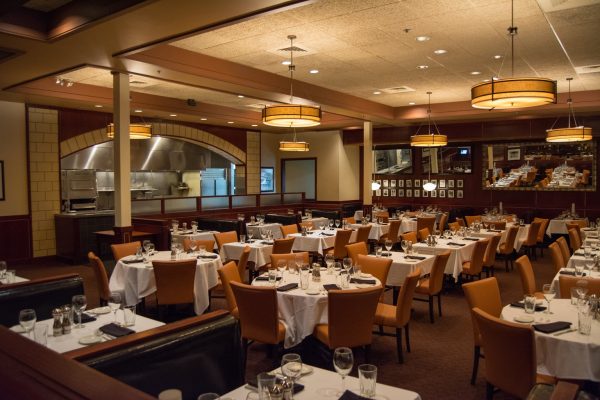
(122, 258, 144, 264)
(255, 276, 282, 281)
(198, 254, 219, 259)
(277, 283, 298, 292)
(463, 237, 480, 241)
(350, 278, 376, 285)
(509, 302, 547, 312)
(99, 323, 135, 337)
(338, 390, 370, 400)
(406, 255, 426, 260)
(532, 321, 571, 334)
(559, 270, 586, 277)
(323, 284, 341, 291)
(447, 242, 466, 247)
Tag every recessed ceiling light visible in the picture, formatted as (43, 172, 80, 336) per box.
(494, 55, 502, 59)
(200, 118, 207, 121)
(483, 79, 491, 82)
(227, 121, 234, 124)
(417, 65, 429, 70)
(238, 95, 244, 98)
(416, 36, 430, 42)
(470, 71, 482, 75)
(309, 69, 319, 74)
(94, 104, 103, 108)
(281, 60, 291, 65)
(409, 102, 416, 105)
(169, 113, 177, 117)
(373, 91, 382, 95)
(134, 109, 143, 113)
(433, 49, 447, 55)
(251, 124, 258, 127)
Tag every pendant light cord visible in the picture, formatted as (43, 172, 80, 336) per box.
(288, 35, 296, 104)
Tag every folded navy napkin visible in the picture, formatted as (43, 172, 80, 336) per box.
(100, 323, 135, 337)
(464, 237, 480, 241)
(277, 283, 298, 292)
(350, 278, 376, 285)
(338, 390, 370, 400)
(320, 232, 334, 236)
(533, 321, 571, 334)
(247, 223, 259, 226)
(323, 284, 341, 291)
(122, 258, 144, 264)
(255, 276, 282, 281)
(261, 241, 274, 245)
(198, 254, 219, 259)
(381, 252, 392, 257)
(510, 302, 547, 312)
(488, 229, 503, 233)
(559, 270, 586, 277)
(447, 242, 466, 246)
(406, 255, 426, 260)
(79, 313, 97, 323)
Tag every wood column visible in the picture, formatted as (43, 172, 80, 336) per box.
(363, 121, 373, 214)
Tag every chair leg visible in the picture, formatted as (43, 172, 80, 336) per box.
(486, 382, 495, 400)
(504, 257, 509, 272)
(395, 327, 404, 364)
(437, 293, 442, 317)
(392, 287, 399, 305)
(428, 296, 434, 323)
(471, 345, 480, 385)
(378, 325, 383, 334)
(404, 324, 411, 353)
(242, 338, 249, 373)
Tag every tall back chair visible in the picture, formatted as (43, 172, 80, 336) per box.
(556, 236, 571, 262)
(183, 238, 215, 253)
(462, 239, 489, 280)
(217, 261, 241, 318)
(534, 218, 549, 257)
(456, 217, 466, 227)
(401, 231, 418, 244)
(497, 226, 518, 271)
(374, 210, 389, 223)
(486, 221, 506, 230)
(462, 277, 503, 385)
(345, 242, 368, 265)
(271, 237, 295, 254)
(270, 252, 309, 271)
(515, 255, 543, 299)
(379, 220, 401, 246)
(280, 224, 299, 237)
(438, 213, 448, 232)
(414, 251, 451, 323)
(343, 217, 356, 225)
(87, 251, 110, 305)
(568, 228, 581, 252)
(356, 254, 392, 301)
(548, 242, 565, 273)
(448, 221, 460, 232)
(465, 215, 482, 226)
(237, 245, 251, 282)
(214, 231, 238, 251)
(521, 221, 541, 260)
(152, 259, 197, 319)
(299, 221, 313, 230)
(558, 276, 600, 299)
(111, 241, 141, 261)
(374, 268, 421, 363)
(326, 229, 353, 260)
(482, 234, 501, 277)
(566, 223, 583, 243)
(472, 307, 537, 399)
(417, 217, 436, 234)
(417, 227, 430, 241)
(355, 225, 372, 245)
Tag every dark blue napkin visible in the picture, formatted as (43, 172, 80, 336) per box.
(350, 278, 376, 285)
(510, 302, 547, 312)
(338, 390, 370, 400)
(100, 323, 135, 337)
(323, 284, 341, 291)
(122, 258, 144, 264)
(277, 283, 298, 292)
(533, 321, 571, 334)
(406, 255, 426, 260)
(559, 270, 586, 277)
(255, 276, 282, 281)
(447, 242, 466, 246)
(464, 237, 480, 241)
(198, 254, 219, 259)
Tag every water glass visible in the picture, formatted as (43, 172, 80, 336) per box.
(6, 269, 16, 283)
(197, 394, 220, 400)
(158, 389, 183, 400)
(257, 373, 276, 400)
(375, 246, 382, 258)
(71, 294, 87, 329)
(300, 270, 309, 290)
(268, 269, 278, 286)
(578, 305, 592, 335)
(570, 287, 580, 305)
(523, 295, 536, 314)
(19, 309, 37, 338)
(34, 323, 48, 346)
(358, 364, 377, 398)
(123, 305, 136, 326)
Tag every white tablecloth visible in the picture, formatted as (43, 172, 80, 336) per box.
(471, 225, 529, 252)
(109, 251, 221, 315)
(171, 230, 218, 249)
(363, 252, 435, 287)
(349, 223, 389, 240)
(412, 238, 480, 281)
(253, 270, 380, 348)
(400, 218, 418, 233)
(223, 365, 422, 400)
(501, 299, 600, 381)
(289, 229, 357, 255)
(246, 222, 283, 240)
(12, 311, 164, 354)
(1, 275, 29, 284)
(221, 241, 273, 267)
(303, 217, 329, 229)
(546, 219, 586, 237)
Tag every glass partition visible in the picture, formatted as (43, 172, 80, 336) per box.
(482, 141, 595, 191)
(374, 147, 413, 174)
(422, 146, 472, 174)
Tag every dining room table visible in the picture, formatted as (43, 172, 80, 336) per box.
(220, 240, 273, 268)
(399, 217, 418, 233)
(289, 229, 357, 255)
(246, 222, 283, 240)
(501, 299, 600, 381)
(349, 222, 389, 241)
(412, 236, 481, 281)
(170, 230, 219, 249)
(471, 224, 529, 252)
(546, 218, 587, 237)
(363, 252, 436, 287)
(109, 250, 221, 315)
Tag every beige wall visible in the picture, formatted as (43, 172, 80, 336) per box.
(0, 101, 28, 216)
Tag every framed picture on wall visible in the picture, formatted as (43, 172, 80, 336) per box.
(457, 179, 464, 188)
(376, 189, 382, 197)
(414, 179, 420, 187)
(439, 190, 446, 198)
(390, 188, 396, 197)
(383, 179, 389, 188)
(430, 190, 437, 198)
(383, 189, 389, 197)
(390, 180, 396, 188)
(422, 190, 428, 198)
(448, 180, 455, 188)
(398, 189, 405, 197)
(439, 179, 446, 189)
(406, 189, 413, 197)
(398, 179, 404, 188)
(457, 189, 464, 198)
(430, 179, 437, 187)
(507, 148, 521, 161)
(406, 180, 412, 188)
(414, 189, 420, 198)
(448, 189, 455, 198)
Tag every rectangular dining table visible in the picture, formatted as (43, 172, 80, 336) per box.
(546, 218, 587, 237)
(220, 241, 273, 268)
(349, 222, 389, 240)
(471, 224, 529, 252)
(412, 237, 480, 281)
(289, 229, 357, 255)
(246, 222, 283, 240)
(364, 252, 436, 287)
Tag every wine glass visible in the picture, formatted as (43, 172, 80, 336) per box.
(384, 239, 393, 256)
(335, 219, 341, 228)
(400, 240, 408, 258)
(147, 242, 155, 255)
(329, 219, 334, 230)
(333, 347, 354, 394)
(0, 260, 7, 280)
(108, 292, 122, 324)
(72, 294, 87, 329)
(342, 257, 352, 274)
(584, 257, 594, 274)
(281, 353, 303, 399)
(542, 284, 555, 320)
(189, 240, 198, 256)
(19, 309, 36, 339)
(143, 240, 151, 253)
(325, 254, 335, 274)
(575, 280, 589, 300)
(247, 231, 254, 242)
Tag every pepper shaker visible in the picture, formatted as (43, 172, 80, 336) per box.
(52, 308, 63, 337)
(61, 305, 72, 334)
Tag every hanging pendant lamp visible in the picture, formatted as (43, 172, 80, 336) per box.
(410, 92, 447, 147)
(471, 0, 556, 110)
(423, 148, 437, 192)
(107, 123, 152, 139)
(279, 128, 309, 152)
(546, 78, 592, 142)
(264, 35, 321, 128)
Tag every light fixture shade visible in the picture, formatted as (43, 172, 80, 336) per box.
(471, 78, 557, 109)
(107, 123, 152, 139)
(546, 126, 592, 142)
(371, 181, 381, 191)
(262, 104, 321, 127)
(410, 134, 448, 147)
(423, 181, 437, 191)
(279, 140, 310, 152)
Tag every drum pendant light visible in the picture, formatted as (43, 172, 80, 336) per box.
(107, 123, 152, 139)
(546, 78, 592, 142)
(410, 92, 447, 147)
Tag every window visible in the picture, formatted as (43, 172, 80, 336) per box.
(260, 167, 274, 192)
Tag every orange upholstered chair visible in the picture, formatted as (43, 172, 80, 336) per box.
(182, 238, 215, 253)
(418, 227, 430, 241)
(521, 221, 541, 260)
(568, 228, 581, 252)
(417, 217, 436, 235)
(87, 251, 111, 306)
(515, 255, 544, 300)
(437, 213, 449, 232)
(217, 261, 241, 318)
(456, 217, 466, 227)
(414, 251, 451, 323)
(462, 277, 503, 385)
(280, 224, 299, 237)
(482, 234, 501, 277)
(374, 268, 421, 363)
(401, 231, 418, 245)
(548, 242, 565, 273)
(378, 219, 401, 246)
(214, 231, 238, 251)
(272, 237, 295, 254)
(110, 241, 141, 261)
(465, 215, 482, 226)
(357, 254, 392, 302)
(485, 221, 506, 230)
(345, 242, 368, 266)
(556, 236, 571, 262)
(152, 259, 197, 319)
(354, 225, 372, 245)
(533, 218, 549, 257)
(497, 226, 518, 271)
(462, 239, 489, 281)
(566, 223, 583, 243)
(325, 229, 353, 260)
(448, 221, 460, 232)
(343, 217, 356, 224)
(558, 276, 600, 299)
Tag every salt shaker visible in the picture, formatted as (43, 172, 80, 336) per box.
(61, 305, 72, 334)
(52, 308, 63, 337)
(280, 377, 294, 400)
(312, 263, 321, 282)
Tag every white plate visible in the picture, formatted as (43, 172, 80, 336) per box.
(359, 273, 373, 278)
(78, 335, 102, 345)
(305, 288, 320, 295)
(89, 306, 111, 315)
(514, 314, 534, 323)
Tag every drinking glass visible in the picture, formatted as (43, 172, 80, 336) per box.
(257, 373, 276, 400)
(19, 309, 36, 339)
(384, 239, 393, 256)
(333, 347, 354, 393)
(358, 364, 377, 398)
(147, 243, 155, 255)
(329, 219, 334, 229)
(247, 231, 254, 242)
(375, 246, 382, 258)
(523, 295, 536, 314)
(575, 280, 589, 300)
(584, 257, 595, 274)
(281, 353, 302, 399)
(143, 240, 151, 254)
(542, 284, 555, 319)
(33, 323, 48, 346)
(108, 292, 122, 323)
(400, 239, 408, 257)
(268, 269, 278, 286)
(189, 240, 198, 255)
(196, 393, 220, 400)
(578, 304, 592, 335)
(342, 258, 352, 274)
(0, 260, 6, 280)
(72, 294, 87, 329)
(335, 219, 341, 228)
(325, 254, 335, 274)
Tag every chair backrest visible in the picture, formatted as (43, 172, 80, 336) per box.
(230, 281, 281, 344)
(466, 239, 489, 275)
(462, 277, 503, 346)
(417, 217, 436, 234)
(214, 231, 238, 251)
(326, 286, 382, 348)
(270, 252, 309, 271)
(533, 218, 549, 243)
(355, 226, 372, 244)
(395, 268, 422, 326)
(345, 242, 368, 265)
(483, 234, 501, 267)
(566, 223, 582, 243)
(88, 251, 110, 302)
(448, 221, 460, 232)
(217, 261, 241, 314)
(523, 221, 541, 246)
(401, 231, 417, 244)
(548, 242, 565, 273)
(344, 217, 356, 224)
(357, 255, 392, 300)
(272, 237, 295, 254)
(498, 226, 518, 255)
(465, 215, 482, 226)
(438, 213, 448, 232)
(152, 259, 197, 305)
(424, 251, 450, 295)
(558, 276, 600, 299)
(183, 238, 215, 253)
(515, 255, 537, 296)
(280, 224, 299, 237)
(111, 241, 141, 261)
(556, 236, 571, 261)
(567, 228, 581, 252)
(472, 307, 536, 399)
(374, 210, 389, 223)
(386, 220, 401, 243)
(456, 217, 466, 227)
(237, 246, 251, 281)
(417, 227, 430, 241)
(332, 229, 353, 259)
(486, 221, 506, 230)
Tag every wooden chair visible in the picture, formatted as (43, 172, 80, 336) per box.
(313, 286, 382, 362)
(520, 221, 541, 260)
(472, 308, 554, 399)
(324, 229, 353, 261)
(465, 215, 482, 226)
(236, 245, 251, 282)
(482, 234, 501, 277)
(230, 281, 286, 370)
(214, 231, 238, 251)
(567, 228, 581, 252)
(356, 254, 391, 302)
(345, 242, 368, 266)
(374, 210, 389, 223)
(548, 242, 565, 273)
(556, 236, 571, 262)
(463, 277, 504, 386)
(448, 221, 460, 232)
(216, 261, 241, 318)
(414, 251, 451, 323)
(558, 276, 600, 298)
(280, 224, 299, 237)
(378, 219, 401, 247)
(515, 255, 544, 299)
(497, 226, 518, 271)
(533, 218, 549, 257)
(485, 221, 506, 230)
(437, 213, 448, 232)
(417, 227, 430, 242)
(87, 251, 111, 306)
(417, 217, 435, 235)
(343, 217, 356, 224)
(271, 237, 295, 254)
(354, 225, 372, 245)
(110, 241, 141, 261)
(462, 239, 489, 281)
(401, 231, 418, 244)
(152, 259, 197, 320)
(374, 268, 421, 363)
(182, 238, 215, 253)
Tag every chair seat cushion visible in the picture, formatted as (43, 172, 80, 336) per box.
(231, 307, 239, 319)
(277, 322, 286, 342)
(373, 302, 396, 327)
(313, 323, 329, 347)
(414, 278, 430, 294)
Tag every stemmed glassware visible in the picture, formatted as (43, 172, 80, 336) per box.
(108, 292, 122, 324)
(189, 240, 198, 256)
(329, 219, 334, 230)
(542, 284, 555, 320)
(325, 254, 335, 274)
(19, 309, 36, 339)
(0, 260, 7, 281)
(247, 231, 254, 242)
(335, 219, 341, 228)
(342, 258, 352, 274)
(584, 257, 595, 275)
(333, 347, 354, 394)
(384, 239, 393, 256)
(400, 240, 408, 258)
(72, 294, 87, 329)
(281, 353, 303, 399)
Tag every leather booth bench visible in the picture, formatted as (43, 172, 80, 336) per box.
(264, 213, 301, 226)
